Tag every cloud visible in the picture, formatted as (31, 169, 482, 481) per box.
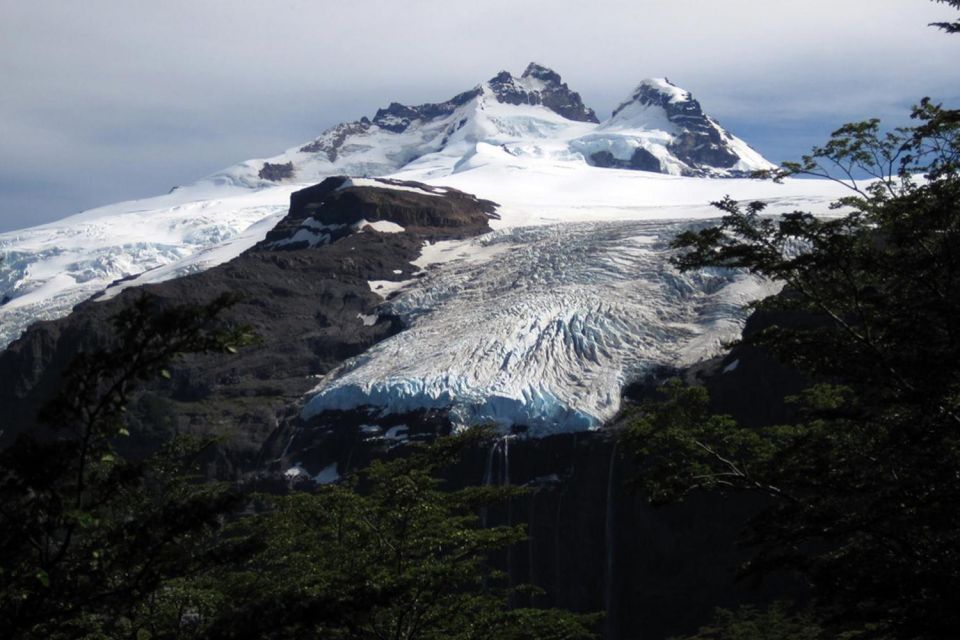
(1, 0, 958, 230)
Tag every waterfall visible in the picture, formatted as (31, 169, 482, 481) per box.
(604, 441, 620, 640)
(482, 438, 499, 486)
(279, 424, 300, 460)
(502, 435, 510, 486)
(502, 436, 515, 605)
(480, 438, 500, 528)
(528, 487, 537, 607)
(481, 435, 511, 489)
(480, 435, 517, 601)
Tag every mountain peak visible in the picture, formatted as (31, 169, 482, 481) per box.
(598, 77, 774, 176)
(521, 62, 563, 84)
(613, 78, 694, 118)
(282, 67, 772, 186)
(636, 77, 691, 104)
(485, 63, 598, 123)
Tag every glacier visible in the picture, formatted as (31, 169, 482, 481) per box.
(301, 219, 780, 434)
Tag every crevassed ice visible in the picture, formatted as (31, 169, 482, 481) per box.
(301, 219, 779, 434)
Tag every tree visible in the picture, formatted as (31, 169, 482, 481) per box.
(624, 28, 960, 640)
(0, 294, 595, 639)
(190, 430, 599, 640)
(672, 602, 821, 640)
(0, 293, 257, 639)
(931, 0, 960, 33)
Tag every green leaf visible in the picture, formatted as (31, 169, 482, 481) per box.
(35, 570, 50, 588)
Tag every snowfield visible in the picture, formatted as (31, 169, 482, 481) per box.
(0, 185, 294, 346)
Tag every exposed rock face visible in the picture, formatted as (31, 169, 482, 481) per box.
(488, 63, 599, 123)
(257, 161, 295, 181)
(613, 79, 743, 174)
(588, 148, 661, 172)
(0, 178, 497, 471)
(299, 119, 372, 161)
(369, 89, 482, 134)
(362, 62, 597, 136)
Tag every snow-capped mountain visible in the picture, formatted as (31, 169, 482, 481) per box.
(574, 78, 772, 175)
(0, 63, 851, 434)
(0, 63, 781, 350)
(211, 62, 774, 188)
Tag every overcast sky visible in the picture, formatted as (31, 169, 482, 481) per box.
(1, 0, 958, 232)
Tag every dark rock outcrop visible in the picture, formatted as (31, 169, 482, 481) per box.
(589, 148, 662, 172)
(0, 178, 498, 472)
(370, 88, 482, 134)
(614, 79, 744, 175)
(257, 177, 497, 253)
(258, 161, 295, 181)
(488, 63, 599, 123)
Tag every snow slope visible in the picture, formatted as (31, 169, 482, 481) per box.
(0, 184, 292, 345)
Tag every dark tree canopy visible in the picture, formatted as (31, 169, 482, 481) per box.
(625, 48, 960, 640)
(0, 295, 596, 640)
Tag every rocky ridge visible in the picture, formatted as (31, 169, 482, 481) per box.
(223, 63, 771, 187)
(0, 178, 497, 467)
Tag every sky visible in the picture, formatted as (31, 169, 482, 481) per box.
(1, 0, 958, 232)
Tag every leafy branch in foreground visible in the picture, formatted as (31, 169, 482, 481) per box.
(671, 601, 822, 640)
(0, 293, 257, 639)
(931, 0, 960, 32)
(626, 96, 960, 637)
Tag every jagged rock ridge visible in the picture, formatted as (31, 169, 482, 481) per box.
(486, 62, 598, 123)
(220, 63, 772, 187)
(617, 78, 741, 170)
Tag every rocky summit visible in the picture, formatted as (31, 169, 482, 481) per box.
(226, 62, 774, 187)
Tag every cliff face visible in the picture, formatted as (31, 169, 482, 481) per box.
(0, 177, 497, 470)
